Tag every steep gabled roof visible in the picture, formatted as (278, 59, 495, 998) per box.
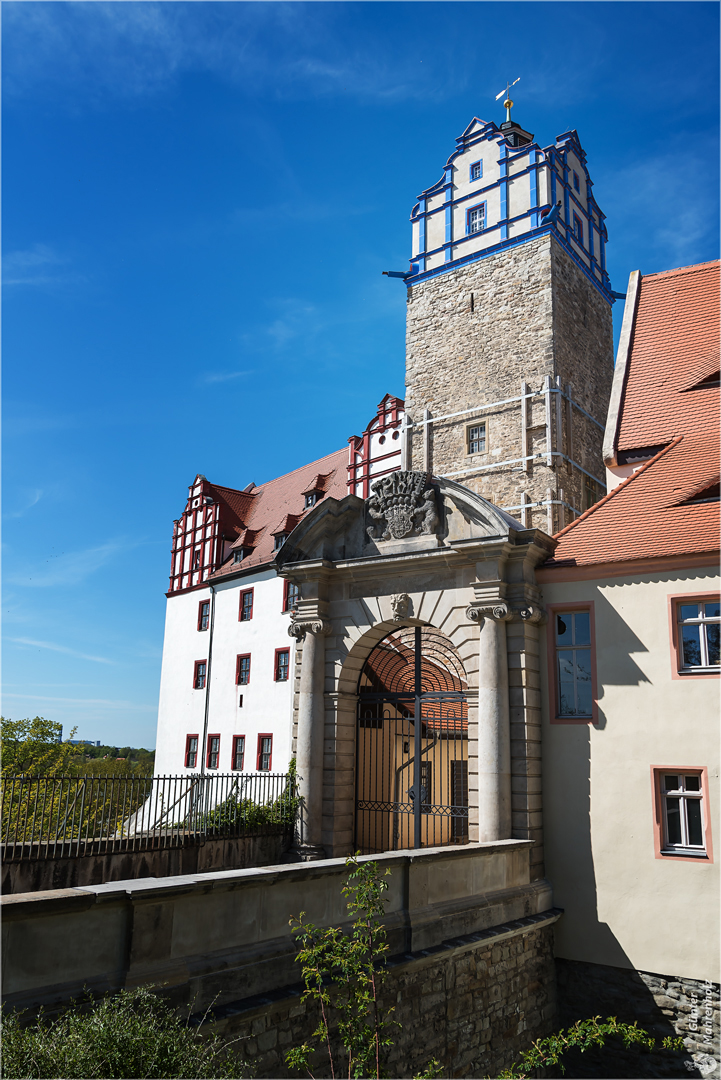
(546, 435, 720, 568)
(547, 257, 720, 572)
(608, 261, 720, 458)
(208, 447, 348, 579)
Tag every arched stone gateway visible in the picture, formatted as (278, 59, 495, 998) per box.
(277, 471, 553, 867)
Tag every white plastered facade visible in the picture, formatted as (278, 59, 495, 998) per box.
(154, 570, 296, 776)
(540, 565, 720, 982)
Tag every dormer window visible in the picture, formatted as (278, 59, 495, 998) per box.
(233, 551, 243, 564)
(274, 533, 287, 551)
(305, 491, 322, 508)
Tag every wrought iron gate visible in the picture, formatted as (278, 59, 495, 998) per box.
(354, 626, 469, 854)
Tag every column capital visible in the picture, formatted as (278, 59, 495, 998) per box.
(289, 617, 333, 641)
(466, 601, 513, 624)
(519, 604, 547, 625)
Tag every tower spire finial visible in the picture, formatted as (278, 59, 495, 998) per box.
(495, 77, 520, 123)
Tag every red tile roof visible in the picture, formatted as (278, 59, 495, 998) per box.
(207, 446, 348, 579)
(616, 261, 720, 452)
(546, 435, 719, 567)
(547, 259, 720, 570)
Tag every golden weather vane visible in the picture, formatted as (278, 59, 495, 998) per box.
(495, 77, 520, 123)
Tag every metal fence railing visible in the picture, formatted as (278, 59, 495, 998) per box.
(1, 772, 297, 862)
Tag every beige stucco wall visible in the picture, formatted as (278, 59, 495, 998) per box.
(539, 565, 719, 980)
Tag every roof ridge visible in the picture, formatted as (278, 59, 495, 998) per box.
(551, 438, 683, 542)
(643, 259, 720, 281)
(253, 447, 346, 492)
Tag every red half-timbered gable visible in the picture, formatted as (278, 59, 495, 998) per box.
(347, 394, 405, 499)
(168, 475, 256, 593)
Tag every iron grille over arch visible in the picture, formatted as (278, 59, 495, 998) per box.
(355, 625, 469, 854)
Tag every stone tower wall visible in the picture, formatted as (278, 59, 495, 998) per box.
(404, 234, 613, 533)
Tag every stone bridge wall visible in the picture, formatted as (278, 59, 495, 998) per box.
(2, 841, 560, 1078)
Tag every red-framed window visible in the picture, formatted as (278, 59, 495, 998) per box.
(184, 734, 199, 768)
(669, 596, 720, 677)
(236, 653, 251, 685)
(257, 734, 273, 772)
(546, 603, 598, 724)
(193, 659, 207, 690)
(275, 648, 290, 682)
(197, 600, 210, 631)
(206, 734, 220, 770)
(283, 580, 300, 613)
(232, 735, 245, 771)
(193, 550, 201, 569)
(652, 767, 712, 862)
(239, 589, 254, 622)
(573, 213, 583, 245)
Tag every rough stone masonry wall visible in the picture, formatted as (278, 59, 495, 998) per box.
(404, 235, 614, 533)
(556, 958, 720, 1079)
(201, 920, 557, 1080)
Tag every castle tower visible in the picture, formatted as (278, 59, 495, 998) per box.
(403, 114, 615, 532)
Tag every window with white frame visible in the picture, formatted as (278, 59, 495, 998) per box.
(659, 773, 706, 856)
(555, 611, 593, 716)
(468, 206, 485, 234)
(467, 422, 486, 454)
(676, 601, 720, 671)
(470, 161, 482, 181)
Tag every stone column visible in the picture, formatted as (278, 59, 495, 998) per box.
(467, 602, 513, 841)
(289, 617, 331, 859)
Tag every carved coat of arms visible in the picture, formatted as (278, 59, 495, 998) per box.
(366, 471, 439, 541)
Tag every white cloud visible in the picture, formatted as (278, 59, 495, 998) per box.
(1, 692, 155, 711)
(9, 541, 126, 588)
(3, 244, 86, 288)
(7, 637, 115, 665)
(2, 3, 439, 107)
(4, 489, 44, 519)
(597, 142, 719, 272)
(202, 369, 254, 385)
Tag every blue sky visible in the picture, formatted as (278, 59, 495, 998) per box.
(3, 1, 719, 749)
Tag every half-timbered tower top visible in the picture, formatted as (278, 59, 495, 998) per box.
(408, 116, 612, 300)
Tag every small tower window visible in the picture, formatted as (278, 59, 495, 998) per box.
(467, 422, 487, 455)
(468, 205, 485, 235)
(470, 161, 482, 181)
(573, 213, 584, 245)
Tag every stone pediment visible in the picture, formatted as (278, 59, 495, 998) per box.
(275, 473, 527, 567)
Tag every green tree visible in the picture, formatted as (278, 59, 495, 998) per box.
(285, 855, 401, 1080)
(496, 1015, 685, 1078)
(0, 717, 82, 776)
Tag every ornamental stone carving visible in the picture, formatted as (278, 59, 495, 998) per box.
(288, 618, 332, 641)
(391, 593, 411, 622)
(520, 604, 547, 625)
(366, 471, 439, 542)
(466, 602, 512, 624)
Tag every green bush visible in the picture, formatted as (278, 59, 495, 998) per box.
(194, 759, 299, 833)
(1, 988, 250, 1079)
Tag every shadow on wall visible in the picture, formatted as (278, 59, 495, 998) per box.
(548, 725, 706, 1079)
